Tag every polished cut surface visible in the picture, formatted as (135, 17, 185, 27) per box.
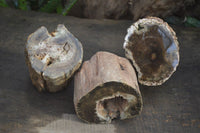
(124, 17, 179, 86)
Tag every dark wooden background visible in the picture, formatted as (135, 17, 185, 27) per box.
(0, 7, 200, 133)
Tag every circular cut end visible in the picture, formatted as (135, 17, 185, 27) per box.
(76, 82, 142, 123)
(123, 17, 179, 86)
(26, 24, 83, 92)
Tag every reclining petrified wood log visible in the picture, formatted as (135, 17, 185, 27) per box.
(25, 24, 83, 92)
(69, 0, 195, 20)
(74, 51, 142, 123)
(123, 17, 179, 86)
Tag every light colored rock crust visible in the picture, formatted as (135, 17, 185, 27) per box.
(25, 24, 83, 92)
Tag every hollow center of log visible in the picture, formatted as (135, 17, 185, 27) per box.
(127, 25, 174, 81)
(33, 32, 71, 67)
(100, 96, 127, 119)
(96, 93, 136, 122)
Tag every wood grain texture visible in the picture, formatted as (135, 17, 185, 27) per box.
(0, 7, 200, 133)
(74, 51, 142, 123)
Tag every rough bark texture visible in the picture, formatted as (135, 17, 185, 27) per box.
(25, 24, 83, 92)
(69, 0, 195, 20)
(124, 17, 179, 86)
(82, 0, 129, 19)
(74, 51, 142, 123)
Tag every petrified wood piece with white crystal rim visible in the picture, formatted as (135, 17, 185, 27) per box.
(124, 17, 179, 86)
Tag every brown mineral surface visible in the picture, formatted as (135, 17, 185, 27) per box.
(124, 17, 179, 86)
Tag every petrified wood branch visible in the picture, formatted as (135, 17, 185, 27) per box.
(70, 0, 194, 20)
(25, 24, 83, 92)
(123, 17, 179, 86)
(74, 51, 142, 123)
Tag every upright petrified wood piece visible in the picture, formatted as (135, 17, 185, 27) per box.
(124, 17, 179, 86)
(74, 51, 142, 123)
(25, 24, 83, 92)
